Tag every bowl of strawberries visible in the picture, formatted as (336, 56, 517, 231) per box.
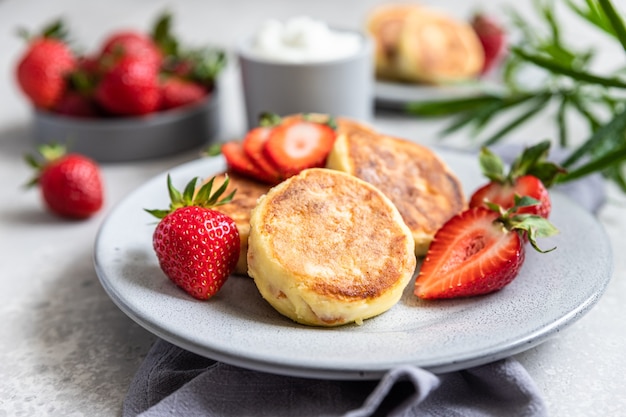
(16, 13, 225, 162)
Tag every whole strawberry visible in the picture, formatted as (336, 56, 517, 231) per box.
(99, 31, 163, 70)
(469, 141, 566, 219)
(146, 175, 239, 300)
(159, 77, 207, 110)
(471, 13, 506, 75)
(26, 144, 104, 219)
(16, 21, 76, 108)
(95, 56, 160, 115)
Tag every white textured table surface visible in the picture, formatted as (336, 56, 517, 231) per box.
(1, 1, 625, 416)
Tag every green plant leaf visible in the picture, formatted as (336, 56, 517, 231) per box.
(561, 105, 626, 167)
(512, 47, 626, 88)
(597, 0, 626, 52)
(406, 95, 501, 117)
(482, 94, 552, 146)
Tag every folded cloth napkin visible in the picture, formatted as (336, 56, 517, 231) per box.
(123, 145, 605, 417)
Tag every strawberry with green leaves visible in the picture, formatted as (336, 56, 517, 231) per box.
(415, 196, 558, 299)
(146, 175, 240, 300)
(469, 141, 566, 218)
(25, 144, 104, 219)
(16, 20, 76, 109)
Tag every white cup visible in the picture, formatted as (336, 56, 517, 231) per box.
(238, 29, 374, 129)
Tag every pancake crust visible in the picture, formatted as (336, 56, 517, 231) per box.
(203, 172, 271, 275)
(326, 131, 466, 256)
(247, 168, 416, 327)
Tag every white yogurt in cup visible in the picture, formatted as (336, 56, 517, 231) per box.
(238, 17, 374, 129)
(250, 16, 363, 63)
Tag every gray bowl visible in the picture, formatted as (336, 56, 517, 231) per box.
(33, 89, 221, 163)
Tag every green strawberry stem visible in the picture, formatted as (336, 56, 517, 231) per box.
(486, 195, 559, 253)
(479, 140, 567, 187)
(24, 143, 67, 187)
(258, 112, 283, 127)
(145, 174, 236, 219)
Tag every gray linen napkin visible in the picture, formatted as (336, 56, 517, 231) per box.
(123, 145, 605, 417)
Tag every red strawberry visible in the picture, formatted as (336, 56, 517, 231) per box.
(16, 37, 76, 108)
(146, 175, 240, 300)
(99, 31, 162, 69)
(25, 144, 104, 219)
(471, 174, 551, 218)
(469, 141, 566, 218)
(95, 56, 160, 115)
(242, 126, 283, 183)
(159, 77, 207, 110)
(53, 92, 99, 118)
(471, 13, 506, 75)
(415, 200, 558, 300)
(221, 141, 276, 184)
(263, 119, 336, 177)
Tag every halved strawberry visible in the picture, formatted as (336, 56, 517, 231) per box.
(263, 119, 336, 178)
(242, 126, 282, 183)
(415, 198, 558, 300)
(469, 141, 566, 218)
(221, 141, 275, 184)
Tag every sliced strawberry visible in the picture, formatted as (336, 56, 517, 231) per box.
(263, 120, 336, 177)
(242, 126, 282, 183)
(415, 208, 524, 299)
(470, 174, 551, 218)
(221, 141, 275, 184)
(415, 197, 559, 300)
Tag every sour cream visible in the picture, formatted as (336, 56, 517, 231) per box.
(249, 16, 362, 63)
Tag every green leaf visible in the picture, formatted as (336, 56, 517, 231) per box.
(406, 95, 501, 117)
(482, 94, 552, 146)
(478, 147, 507, 182)
(556, 95, 569, 146)
(566, 0, 617, 38)
(182, 177, 199, 204)
(557, 144, 626, 182)
(203, 143, 222, 157)
(512, 47, 626, 88)
(510, 140, 552, 178)
(597, 0, 626, 53)
(166, 174, 183, 209)
(561, 105, 626, 167)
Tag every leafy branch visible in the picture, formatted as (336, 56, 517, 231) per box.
(406, 0, 626, 192)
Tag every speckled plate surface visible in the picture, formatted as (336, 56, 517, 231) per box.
(94, 149, 613, 380)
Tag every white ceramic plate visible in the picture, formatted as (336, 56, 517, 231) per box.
(94, 149, 613, 380)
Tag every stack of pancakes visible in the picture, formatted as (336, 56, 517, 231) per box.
(208, 116, 466, 326)
(366, 3, 484, 84)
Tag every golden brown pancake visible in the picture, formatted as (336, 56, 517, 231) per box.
(366, 4, 484, 84)
(366, 3, 421, 80)
(326, 130, 466, 256)
(247, 168, 416, 327)
(201, 172, 271, 275)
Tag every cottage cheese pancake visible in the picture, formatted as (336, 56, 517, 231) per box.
(203, 172, 271, 275)
(326, 131, 466, 256)
(247, 168, 416, 327)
